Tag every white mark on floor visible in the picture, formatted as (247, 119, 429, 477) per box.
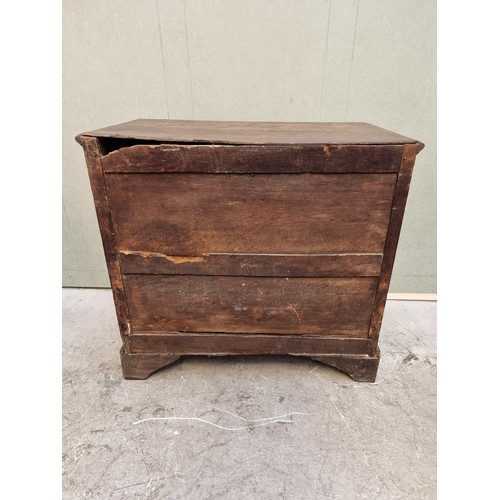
(132, 416, 295, 431)
(131, 408, 315, 431)
(211, 407, 314, 422)
(332, 401, 350, 428)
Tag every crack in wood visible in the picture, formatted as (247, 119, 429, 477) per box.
(121, 250, 205, 264)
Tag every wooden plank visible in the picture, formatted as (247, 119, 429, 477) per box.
(119, 252, 383, 277)
(128, 333, 372, 355)
(105, 173, 397, 254)
(368, 144, 418, 354)
(123, 275, 378, 336)
(80, 119, 424, 147)
(100, 144, 403, 173)
(79, 136, 131, 342)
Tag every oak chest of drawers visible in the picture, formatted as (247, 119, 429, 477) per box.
(77, 120, 423, 382)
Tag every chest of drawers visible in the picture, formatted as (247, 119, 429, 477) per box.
(76, 120, 423, 382)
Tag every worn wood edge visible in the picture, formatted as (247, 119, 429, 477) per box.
(78, 119, 423, 146)
(78, 136, 131, 346)
(100, 144, 404, 173)
(75, 134, 86, 147)
(311, 349, 380, 382)
(120, 348, 180, 379)
(119, 252, 383, 277)
(387, 293, 437, 301)
(368, 144, 418, 354)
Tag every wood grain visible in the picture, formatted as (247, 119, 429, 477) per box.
(79, 136, 130, 344)
(81, 119, 424, 148)
(368, 144, 418, 354)
(123, 275, 378, 336)
(100, 144, 403, 173)
(76, 120, 424, 382)
(119, 252, 383, 277)
(127, 333, 371, 355)
(105, 173, 397, 254)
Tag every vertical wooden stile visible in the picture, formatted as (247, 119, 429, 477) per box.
(367, 143, 418, 354)
(77, 135, 131, 350)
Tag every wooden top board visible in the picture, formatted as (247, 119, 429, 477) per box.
(79, 119, 424, 149)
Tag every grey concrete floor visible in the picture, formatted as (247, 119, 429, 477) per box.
(62, 289, 436, 499)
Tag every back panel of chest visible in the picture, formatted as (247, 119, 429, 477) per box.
(77, 120, 423, 382)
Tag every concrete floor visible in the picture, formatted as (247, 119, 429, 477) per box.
(62, 289, 436, 499)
